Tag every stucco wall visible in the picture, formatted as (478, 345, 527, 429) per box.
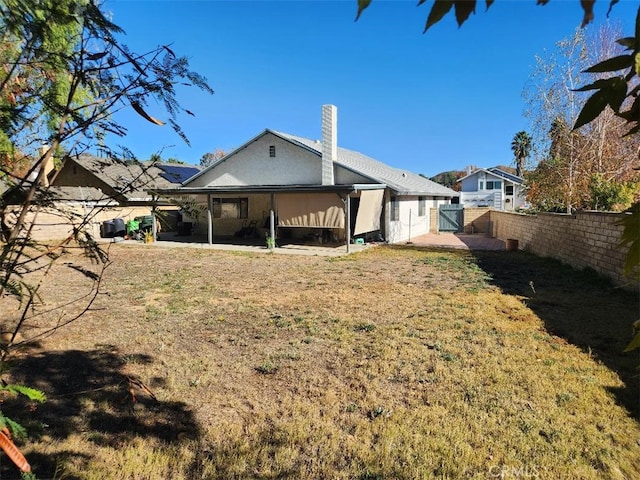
(190, 133, 323, 187)
(334, 167, 370, 184)
(387, 196, 430, 243)
(7, 204, 155, 241)
(490, 210, 635, 289)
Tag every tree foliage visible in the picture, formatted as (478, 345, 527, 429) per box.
(356, 0, 616, 32)
(199, 148, 227, 168)
(1, 0, 213, 316)
(429, 169, 465, 190)
(572, 7, 640, 354)
(357, 0, 640, 353)
(523, 24, 639, 212)
(511, 131, 532, 177)
(0, 1, 212, 474)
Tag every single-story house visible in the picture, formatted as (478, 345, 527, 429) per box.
(155, 105, 459, 247)
(50, 154, 201, 206)
(457, 167, 526, 211)
(48, 154, 202, 235)
(2, 155, 202, 241)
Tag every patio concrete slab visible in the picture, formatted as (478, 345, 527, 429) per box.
(104, 234, 371, 257)
(407, 233, 506, 251)
(102, 232, 504, 255)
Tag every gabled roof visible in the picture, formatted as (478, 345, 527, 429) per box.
(48, 186, 115, 202)
(62, 154, 201, 201)
(458, 167, 524, 185)
(186, 129, 457, 197)
(2, 185, 116, 206)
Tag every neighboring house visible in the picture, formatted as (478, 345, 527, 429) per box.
(1, 155, 201, 241)
(156, 105, 458, 245)
(51, 154, 200, 205)
(49, 154, 202, 235)
(457, 167, 526, 211)
(2, 184, 123, 241)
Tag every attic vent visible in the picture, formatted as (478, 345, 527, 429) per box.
(269, 145, 276, 157)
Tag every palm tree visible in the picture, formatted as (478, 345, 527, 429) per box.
(511, 131, 532, 177)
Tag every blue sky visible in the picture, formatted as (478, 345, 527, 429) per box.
(104, 0, 638, 177)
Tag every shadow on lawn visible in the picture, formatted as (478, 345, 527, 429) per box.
(473, 250, 640, 419)
(3, 346, 200, 479)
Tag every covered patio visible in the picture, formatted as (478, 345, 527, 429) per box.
(152, 183, 387, 254)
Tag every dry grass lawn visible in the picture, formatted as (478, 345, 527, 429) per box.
(2, 243, 639, 479)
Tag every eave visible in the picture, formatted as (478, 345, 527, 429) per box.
(151, 183, 388, 196)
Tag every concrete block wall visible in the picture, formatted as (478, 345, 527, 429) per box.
(463, 207, 491, 234)
(429, 207, 492, 234)
(429, 208, 439, 233)
(490, 210, 635, 289)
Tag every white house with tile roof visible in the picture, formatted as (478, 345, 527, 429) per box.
(157, 105, 458, 246)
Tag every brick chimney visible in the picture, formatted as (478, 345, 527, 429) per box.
(321, 104, 337, 185)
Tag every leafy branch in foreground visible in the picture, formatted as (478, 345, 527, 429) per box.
(0, 377, 46, 476)
(355, 0, 619, 32)
(1, 0, 213, 475)
(573, 8, 640, 357)
(573, 8, 640, 134)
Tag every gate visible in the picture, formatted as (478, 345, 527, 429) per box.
(438, 204, 464, 233)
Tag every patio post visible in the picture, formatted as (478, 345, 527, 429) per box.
(345, 194, 351, 254)
(269, 193, 276, 249)
(269, 210, 275, 251)
(151, 196, 157, 241)
(207, 194, 213, 245)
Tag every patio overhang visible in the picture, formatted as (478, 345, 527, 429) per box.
(150, 183, 387, 196)
(149, 184, 388, 253)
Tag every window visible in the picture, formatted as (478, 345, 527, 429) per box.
(390, 196, 399, 221)
(479, 181, 484, 190)
(486, 180, 502, 190)
(269, 145, 276, 157)
(418, 196, 426, 216)
(212, 198, 248, 219)
(505, 185, 514, 195)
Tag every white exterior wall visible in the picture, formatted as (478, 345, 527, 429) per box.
(433, 197, 450, 208)
(386, 195, 430, 244)
(511, 185, 527, 210)
(335, 167, 370, 184)
(459, 171, 526, 211)
(189, 133, 322, 187)
(189, 132, 376, 189)
(460, 188, 526, 211)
